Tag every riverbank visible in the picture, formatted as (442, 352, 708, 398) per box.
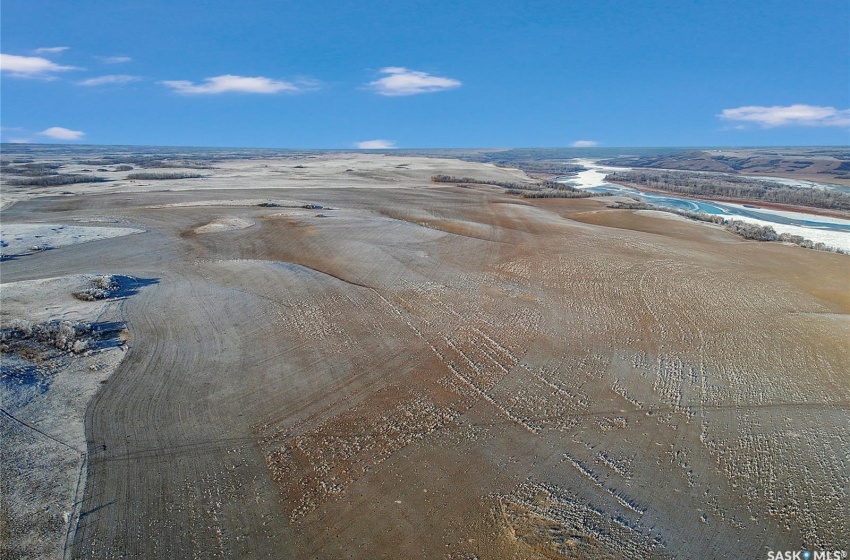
(606, 179, 850, 220)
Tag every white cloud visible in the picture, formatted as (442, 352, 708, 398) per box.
(39, 127, 85, 140)
(718, 104, 850, 128)
(0, 127, 31, 142)
(0, 53, 80, 77)
(99, 56, 132, 64)
(34, 46, 69, 54)
(355, 139, 396, 149)
(369, 67, 461, 96)
(291, 77, 322, 91)
(161, 74, 300, 94)
(570, 140, 599, 147)
(78, 74, 139, 86)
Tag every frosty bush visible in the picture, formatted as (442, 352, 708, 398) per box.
(73, 275, 118, 301)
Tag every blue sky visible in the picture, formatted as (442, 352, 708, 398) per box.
(1, 0, 848, 148)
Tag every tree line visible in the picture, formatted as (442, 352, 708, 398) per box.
(431, 174, 609, 199)
(4, 174, 110, 186)
(606, 170, 850, 211)
(608, 199, 846, 254)
(126, 172, 204, 180)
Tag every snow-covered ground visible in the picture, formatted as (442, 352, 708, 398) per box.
(746, 176, 849, 191)
(563, 159, 624, 189)
(1, 224, 144, 258)
(194, 217, 255, 234)
(717, 203, 850, 252)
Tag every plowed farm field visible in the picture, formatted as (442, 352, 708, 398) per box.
(2, 154, 847, 559)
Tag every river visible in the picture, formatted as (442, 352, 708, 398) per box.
(555, 160, 850, 252)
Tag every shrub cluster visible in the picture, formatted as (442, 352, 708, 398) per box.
(608, 200, 652, 210)
(722, 221, 839, 250)
(0, 163, 63, 177)
(607, 199, 846, 254)
(517, 190, 604, 199)
(72, 275, 118, 301)
(75, 156, 216, 169)
(126, 172, 204, 180)
(432, 174, 609, 199)
(724, 221, 779, 241)
(4, 174, 110, 186)
(1, 319, 93, 354)
(431, 174, 535, 190)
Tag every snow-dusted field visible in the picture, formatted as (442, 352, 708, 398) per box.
(1, 223, 144, 258)
(1, 275, 130, 559)
(2, 152, 847, 559)
(194, 217, 255, 234)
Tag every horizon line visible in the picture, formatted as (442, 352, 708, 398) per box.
(2, 142, 848, 151)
